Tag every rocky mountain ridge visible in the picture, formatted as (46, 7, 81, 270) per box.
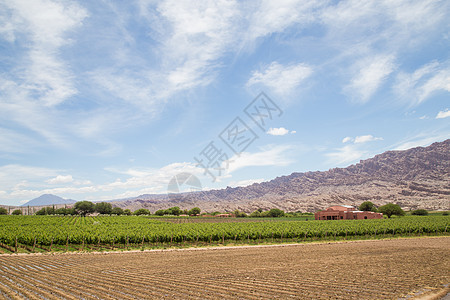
(112, 139, 449, 213)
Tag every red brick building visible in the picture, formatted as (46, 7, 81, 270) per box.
(315, 205, 383, 220)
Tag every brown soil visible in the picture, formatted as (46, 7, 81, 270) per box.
(0, 237, 448, 299)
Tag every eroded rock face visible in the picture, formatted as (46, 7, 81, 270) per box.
(112, 140, 450, 213)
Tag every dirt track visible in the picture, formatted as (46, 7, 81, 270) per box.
(0, 237, 448, 299)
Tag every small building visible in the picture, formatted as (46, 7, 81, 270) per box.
(215, 213, 235, 218)
(315, 205, 383, 220)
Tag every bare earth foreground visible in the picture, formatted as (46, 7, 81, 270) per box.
(0, 237, 448, 299)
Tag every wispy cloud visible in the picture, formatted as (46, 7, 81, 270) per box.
(46, 175, 74, 184)
(326, 145, 366, 166)
(394, 60, 450, 106)
(247, 61, 313, 97)
(436, 109, 450, 119)
(228, 178, 265, 188)
(0, 0, 87, 107)
(226, 144, 294, 174)
(342, 135, 383, 144)
(354, 135, 383, 144)
(394, 133, 450, 151)
(344, 55, 396, 103)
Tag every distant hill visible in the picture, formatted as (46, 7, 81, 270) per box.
(22, 194, 76, 207)
(111, 139, 450, 213)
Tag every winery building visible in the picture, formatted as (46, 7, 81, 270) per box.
(315, 205, 383, 220)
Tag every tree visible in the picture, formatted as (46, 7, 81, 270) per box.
(74, 201, 95, 217)
(12, 209, 22, 215)
(233, 210, 247, 218)
(55, 208, 69, 215)
(95, 202, 112, 215)
(359, 201, 377, 212)
(111, 207, 124, 215)
(0, 207, 7, 215)
(249, 210, 261, 218)
(123, 209, 132, 216)
(268, 208, 285, 218)
(36, 206, 55, 216)
(378, 203, 405, 218)
(167, 206, 181, 216)
(411, 209, 428, 216)
(134, 208, 150, 215)
(188, 207, 201, 216)
(154, 209, 165, 216)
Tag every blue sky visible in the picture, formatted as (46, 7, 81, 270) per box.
(0, 0, 449, 206)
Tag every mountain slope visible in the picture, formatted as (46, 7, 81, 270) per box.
(22, 194, 76, 207)
(112, 139, 450, 212)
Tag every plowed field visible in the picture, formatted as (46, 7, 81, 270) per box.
(0, 237, 448, 299)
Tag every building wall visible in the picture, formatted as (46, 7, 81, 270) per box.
(315, 208, 383, 220)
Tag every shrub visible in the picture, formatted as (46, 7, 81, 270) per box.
(134, 208, 150, 216)
(411, 209, 428, 216)
(0, 207, 7, 215)
(12, 209, 22, 215)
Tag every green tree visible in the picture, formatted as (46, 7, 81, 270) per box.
(359, 201, 377, 212)
(123, 209, 132, 216)
(74, 201, 95, 217)
(95, 202, 113, 215)
(36, 207, 54, 215)
(11, 209, 22, 215)
(411, 209, 428, 216)
(134, 208, 150, 215)
(188, 207, 201, 216)
(111, 207, 124, 215)
(154, 209, 165, 216)
(167, 206, 181, 216)
(249, 210, 261, 218)
(0, 207, 7, 215)
(36, 208, 47, 215)
(378, 203, 405, 218)
(233, 210, 247, 218)
(268, 208, 285, 218)
(55, 208, 69, 215)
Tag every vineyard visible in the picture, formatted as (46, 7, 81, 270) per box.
(0, 215, 448, 253)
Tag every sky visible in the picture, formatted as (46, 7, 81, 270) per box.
(0, 0, 449, 206)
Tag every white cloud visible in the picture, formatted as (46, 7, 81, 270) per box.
(393, 133, 450, 151)
(395, 60, 450, 106)
(436, 109, 450, 119)
(46, 175, 74, 184)
(342, 135, 383, 144)
(267, 127, 295, 136)
(228, 178, 265, 188)
(344, 55, 396, 103)
(342, 137, 353, 143)
(0, 164, 60, 191)
(226, 145, 294, 174)
(326, 145, 366, 166)
(0, 0, 87, 107)
(247, 61, 313, 96)
(245, 0, 322, 43)
(354, 135, 383, 144)
(0, 127, 41, 153)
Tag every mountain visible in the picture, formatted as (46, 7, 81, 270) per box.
(22, 194, 76, 207)
(114, 139, 450, 213)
